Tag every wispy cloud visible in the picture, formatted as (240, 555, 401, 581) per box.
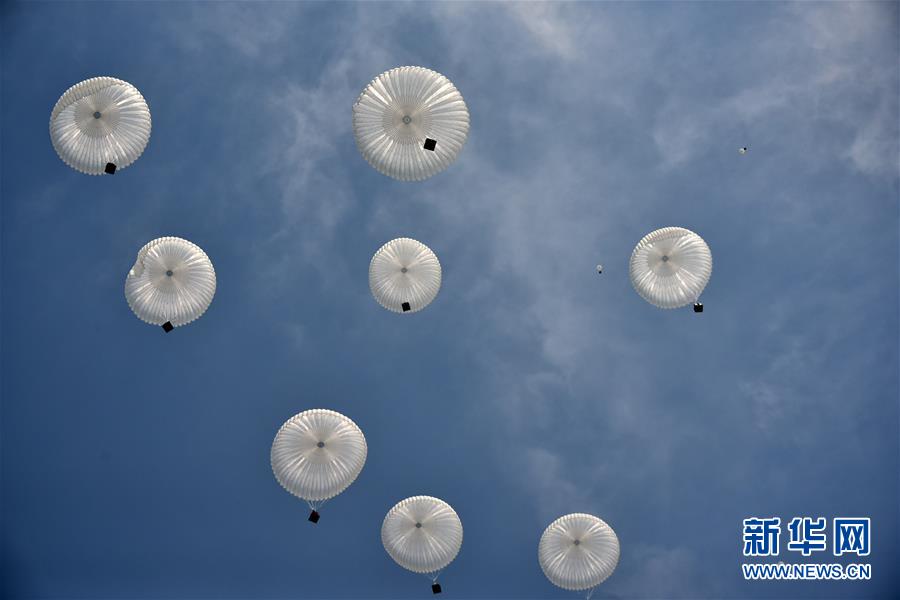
(651, 2, 898, 175)
(154, 3, 899, 596)
(166, 2, 305, 62)
(503, 2, 591, 61)
(409, 5, 897, 596)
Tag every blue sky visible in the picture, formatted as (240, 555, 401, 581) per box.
(1, 1, 898, 598)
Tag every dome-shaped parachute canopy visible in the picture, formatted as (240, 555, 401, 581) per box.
(271, 409, 367, 522)
(50, 77, 151, 175)
(539, 513, 620, 597)
(124, 237, 216, 331)
(369, 238, 442, 314)
(629, 227, 712, 309)
(353, 66, 469, 181)
(382, 496, 463, 592)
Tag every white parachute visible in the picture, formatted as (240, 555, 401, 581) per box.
(353, 66, 469, 181)
(629, 227, 712, 310)
(50, 77, 151, 175)
(271, 409, 367, 523)
(382, 496, 463, 593)
(369, 238, 442, 314)
(124, 237, 216, 331)
(539, 513, 620, 599)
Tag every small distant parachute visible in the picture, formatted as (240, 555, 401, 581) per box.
(629, 227, 711, 311)
(382, 496, 463, 594)
(739, 146, 749, 154)
(124, 237, 216, 331)
(271, 409, 367, 523)
(539, 513, 620, 599)
(596, 264, 603, 275)
(369, 238, 442, 314)
(353, 66, 469, 181)
(50, 77, 151, 175)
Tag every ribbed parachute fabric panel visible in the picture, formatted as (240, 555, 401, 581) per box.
(382, 496, 463, 574)
(629, 227, 712, 309)
(353, 66, 469, 181)
(538, 513, 621, 592)
(124, 237, 216, 328)
(369, 238, 442, 314)
(271, 409, 367, 504)
(50, 77, 151, 175)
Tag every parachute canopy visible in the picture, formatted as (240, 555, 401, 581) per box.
(539, 513, 620, 593)
(124, 237, 216, 329)
(629, 227, 712, 309)
(271, 409, 367, 507)
(353, 66, 469, 181)
(50, 77, 151, 175)
(369, 238, 442, 314)
(382, 496, 463, 575)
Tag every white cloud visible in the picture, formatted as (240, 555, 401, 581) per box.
(612, 544, 709, 599)
(845, 98, 899, 177)
(648, 2, 897, 175)
(166, 3, 304, 61)
(523, 446, 592, 523)
(160, 1, 898, 576)
(504, 2, 582, 60)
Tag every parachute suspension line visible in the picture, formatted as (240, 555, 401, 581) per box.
(307, 498, 329, 512)
(738, 117, 751, 155)
(422, 570, 444, 594)
(306, 498, 329, 523)
(307, 498, 330, 523)
(585, 586, 598, 600)
(421, 568, 444, 584)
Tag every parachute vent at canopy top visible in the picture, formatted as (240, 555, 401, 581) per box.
(353, 66, 469, 181)
(50, 77, 151, 175)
